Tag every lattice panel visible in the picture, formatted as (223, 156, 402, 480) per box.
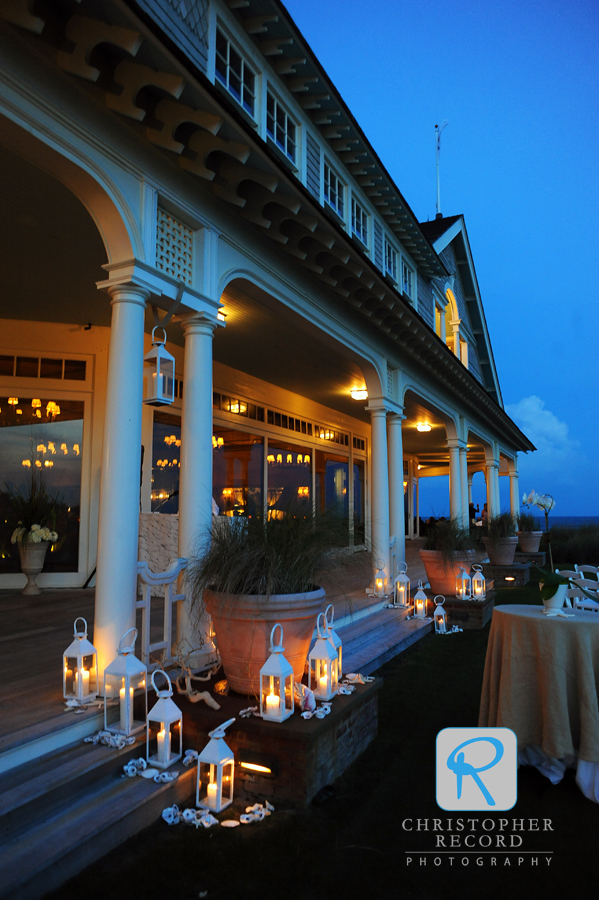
(156, 208, 193, 285)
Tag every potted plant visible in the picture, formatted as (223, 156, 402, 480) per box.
(517, 509, 543, 553)
(188, 511, 344, 695)
(483, 512, 518, 566)
(5, 465, 59, 595)
(522, 490, 556, 569)
(419, 518, 475, 595)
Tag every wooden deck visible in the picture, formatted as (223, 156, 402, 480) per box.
(0, 540, 431, 743)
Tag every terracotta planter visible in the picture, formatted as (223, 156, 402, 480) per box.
(205, 586, 326, 695)
(18, 541, 49, 595)
(419, 549, 476, 596)
(517, 531, 543, 553)
(483, 536, 518, 566)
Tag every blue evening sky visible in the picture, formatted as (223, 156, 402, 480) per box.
(283, 0, 599, 517)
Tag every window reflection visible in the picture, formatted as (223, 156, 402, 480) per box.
(267, 440, 311, 519)
(315, 451, 349, 528)
(0, 397, 83, 573)
(213, 428, 263, 517)
(151, 412, 181, 513)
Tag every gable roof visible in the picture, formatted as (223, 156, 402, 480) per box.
(420, 215, 503, 407)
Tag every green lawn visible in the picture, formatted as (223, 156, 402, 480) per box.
(50, 583, 597, 900)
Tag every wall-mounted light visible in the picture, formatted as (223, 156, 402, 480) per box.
(416, 422, 432, 432)
(217, 307, 227, 322)
(350, 389, 368, 400)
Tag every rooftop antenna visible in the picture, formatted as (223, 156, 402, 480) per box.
(435, 121, 449, 219)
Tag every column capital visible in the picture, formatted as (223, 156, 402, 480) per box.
(106, 284, 150, 307)
(387, 408, 406, 424)
(367, 398, 403, 415)
(180, 311, 222, 337)
(446, 437, 467, 451)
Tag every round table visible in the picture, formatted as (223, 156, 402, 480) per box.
(479, 604, 599, 802)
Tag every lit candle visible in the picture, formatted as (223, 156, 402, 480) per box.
(266, 693, 279, 716)
(319, 675, 328, 692)
(75, 668, 90, 697)
(119, 686, 134, 732)
(206, 782, 218, 809)
(157, 727, 169, 763)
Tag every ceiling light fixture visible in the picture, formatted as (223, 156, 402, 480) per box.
(416, 422, 432, 432)
(350, 389, 368, 400)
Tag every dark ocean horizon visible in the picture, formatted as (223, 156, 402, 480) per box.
(548, 516, 599, 527)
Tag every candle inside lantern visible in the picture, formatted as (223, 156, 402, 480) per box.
(119, 685, 134, 732)
(157, 727, 169, 763)
(416, 599, 424, 615)
(206, 782, 218, 808)
(75, 668, 90, 696)
(266, 693, 279, 716)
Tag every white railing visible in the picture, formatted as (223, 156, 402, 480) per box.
(136, 557, 187, 667)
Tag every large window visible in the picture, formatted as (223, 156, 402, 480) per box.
(266, 92, 296, 162)
(151, 412, 181, 514)
(214, 427, 263, 518)
(215, 29, 255, 116)
(324, 161, 344, 218)
(315, 451, 349, 543)
(351, 196, 368, 246)
(267, 440, 311, 518)
(0, 397, 84, 573)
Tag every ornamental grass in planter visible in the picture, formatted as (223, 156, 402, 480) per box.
(483, 512, 518, 565)
(419, 518, 475, 595)
(516, 511, 543, 553)
(188, 511, 346, 695)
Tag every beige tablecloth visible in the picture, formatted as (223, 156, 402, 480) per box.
(479, 605, 599, 763)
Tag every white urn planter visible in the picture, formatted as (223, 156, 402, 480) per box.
(19, 542, 49, 595)
(541, 583, 568, 612)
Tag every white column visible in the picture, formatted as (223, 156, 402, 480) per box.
(509, 456, 520, 522)
(447, 439, 462, 525)
(94, 285, 148, 672)
(485, 460, 500, 518)
(459, 445, 469, 526)
(387, 413, 406, 574)
(467, 475, 473, 506)
(369, 405, 391, 587)
(177, 314, 218, 665)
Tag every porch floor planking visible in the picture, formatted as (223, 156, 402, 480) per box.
(0, 539, 431, 741)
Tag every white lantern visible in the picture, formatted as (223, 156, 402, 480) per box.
(309, 613, 339, 700)
(394, 565, 410, 607)
(413, 580, 428, 618)
(103, 628, 147, 736)
(146, 670, 182, 768)
(455, 567, 472, 600)
(471, 564, 486, 601)
(324, 603, 343, 679)
(259, 623, 294, 723)
(433, 595, 447, 634)
(374, 559, 387, 597)
(63, 617, 98, 704)
(197, 717, 236, 813)
(143, 326, 175, 406)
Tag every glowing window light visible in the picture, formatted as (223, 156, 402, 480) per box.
(61, 443, 68, 455)
(31, 399, 41, 409)
(73, 444, 80, 455)
(276, 454, 282, 464)
(304, 455, 310, 465)
(22, 459, 31, 468)
(48, 442, 56, 454)
(16, 409, 22, 415)
(37, 444, 46, 454)
(8, 397, 18, 406)
(286, 454, 292, 464)
(34, 460, 42, 468)
(297, 454, 303, 463)
(267, 454, 275, 464)
(44, 460, 54, 467)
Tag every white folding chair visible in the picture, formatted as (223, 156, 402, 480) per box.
(567, 577, 599, 612)
(555, 570, 579, 607)
(575, 564, 599, 581)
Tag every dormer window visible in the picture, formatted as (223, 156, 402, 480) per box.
(324, 161, 344, 218)
(351, 196, 368, 246)
(215, 29, 255, 117)
(266, 92, 296, 163)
